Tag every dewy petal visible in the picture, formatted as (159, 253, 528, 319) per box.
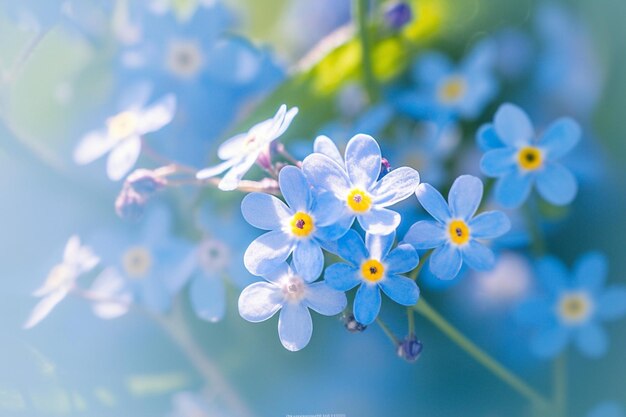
(429, 244, 463, 280)
(23, 288, 69, 329)
(415, 183, 451, 223)
(305, 282, 347, 316)
(302, 153, 351, 197)
(218, 153, 258, 191)
(313, 135, 343, 166)
(476, 123, 503, 151)
(73, 130, 118, 165)
(371, 167, 420, 207)
(366, 231, 396, 260)
(530, 325, 569, 358)
(326, 230, 368, 267)
(344, 134, 381, 189)
(480, 148, 517, 177)
(136, 94, 176, 134)
(190, 275, 226, 323)
(535, 163, 578, 206)
(238, 281, 283, 322)
(385, 244, 419, 275)
(353, 284, 382, 325)
(279, 166, 311, 212)
(403, 221, 447, 250)
(575, 323, 608, 358)
(494, 170, 533, 208)
(243, 231, 294, 276)
(448, 175, 483, 220)
(106, 135, 142, 181)
(324, 263, 360, 291)
(493, 103, 534, 146)
(241, 192, 291, 230)
(469, 211, 511, 239)
(572, 251, 607, 292)
(538, 117, 581, 160)
(380, 274, 419, 306)
(357, 207, 400, 236)
(293, 240, 324, 283)
(278, 303, 312, 351)
(461, 240, 496, 271)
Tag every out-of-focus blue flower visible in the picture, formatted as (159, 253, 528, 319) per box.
(515, 252, 626, 359)
(325, 230, 419, 325)
(587, 401, 625, 417)
(241, 165, 347, 281)
(404, 175, 511, 280)
(395, 40, 498, 123)
(303, 134, 419, 235)
(197, 105, 298, 190)
(73, 84, 176, 181)
(0, 0, 109, 32)
(479, 103, 581, 208)
(24, 235, 99, 329)
(238, 262, 346, 351)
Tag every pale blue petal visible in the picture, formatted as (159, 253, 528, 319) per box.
(279, 165, 311, 211)
(23, 289, 68, 329)
(403, 221, 446, 250)
(278, 303, 312, 351)
(448, 175, 483, 220)
(190, 275, 225, 323)
(305, 282, 347, 315)
(241, 193, 292, 230)
(573, 252, 607, 292)
(480, 148, 517, 177)
(412, 51, 452, 85)
(315, 217, 353, 242)
(535, 256, 569, 293)
(313, 135, 343, 166)
(262, 262, 292, 284)
(357, 207, 401, 235)
(344, 134, 381, 189)
(469, 211, 511, 239)
(302, 153, 351, 196)
(530, 325, 569, 358)
(494, 103, 534, 146)
(539, 117, 581, 160)
(218, 153, 258, 191)
(311, 191, 345, 227)
(366, 231, 396, 260)
(324, 263, 361, 291)
(461, 241, 496, 271)
(326, 230, 368, 266)
(494, 171, 533, 208)
(107, 135, 141, 181)
(575, 323, 608, 358)
(536, 163, 577, 206)
(371, 167, 420, 207)
(238, 281, 283, 322)
(293, 240, 324, 283)
(430, 243, 462, 280)
(244, 231, 294, 276)
(596, 286, 626, 321)
(415, 183, 451, 223)
(476, 124, 503, 151)
(385, 244, 419, 275)
(137, 279, 171, 313)
(380, 274, 419, 306)
(354, 284, 382, 325)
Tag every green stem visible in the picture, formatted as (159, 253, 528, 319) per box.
(554, 353, 567, 417)
(376, 317, 399, 345)
(407, 307, 415, 337)
(523, 199, 547, 256)
(413, 298, 550, 409)
(408, 249, 433, 281)
(354, 0, 378, 101)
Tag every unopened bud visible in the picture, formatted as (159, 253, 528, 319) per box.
(126, 169, 167, 196)
(397, 336, 423, 362)
(384, 1, 413, 30)
(341, 312, 367, 333)
(115, 186, 146, 221)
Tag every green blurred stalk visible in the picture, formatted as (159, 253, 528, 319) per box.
(554, 353, 567, 417)
(354, 0, 379, 101)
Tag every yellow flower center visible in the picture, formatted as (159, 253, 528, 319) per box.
(448, 219, 470, 245)
(558, 292, 592, 324)
(517, 146, 543, 171)
(290, 211, 315, 237)
(122, 246, 152, 279)
(107, 111, 138, 141)
(347, 188, 372, 213)
(361, 259, 385, 283)
(437, 76, 467, 104)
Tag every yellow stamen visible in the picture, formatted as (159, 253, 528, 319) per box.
(517, 146, 543, 171)
(347, 188, 372, 213)
(437, 76, 467, 104)
(448, 219, 470, 245)
(290, 211, 315, 237)
(361, 259, 385, 283)
(107, 111, 138, 140)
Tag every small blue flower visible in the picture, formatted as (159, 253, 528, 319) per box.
(515, 252, 626, 359)
(303, 134, 420, 235)
(404, 175, 511, 280)
(478, 103, 581, 208)
(587, 401, 625, 417)
(238, 262, 346, 351)
(324, 230, 420, 325)
(242, 165, 347, 281)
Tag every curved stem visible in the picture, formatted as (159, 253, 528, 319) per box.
(413, 298, 550, 409)
(354, 0, 378, 101)
(376, 317, 399, 345)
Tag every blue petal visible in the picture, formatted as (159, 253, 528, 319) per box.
(493, 103, 534, 146)
(278, 165, 311, 211)
(538, 117, 581, 160)
(573, 251, 607, 292)
(278, 303, 312, 351)
(241, 193, 291, 230)
(238, 281, 283, 322)
(476, 124, 503, 151)
(344, 134, 381, 189)
(136, 279, 171, 314)
(575, 323, 608, 358)
(385, 244, 419, 275)
(243, 231, 294, 276)
(324, 229, 367, 266)
(366, 231, 396, 260)
(357, 207, 401, 235)
(536, 163, 578, 206)
(190, 275, 225, 322)
(262, 262, 291, 284)
(315, 216, 353, 242)
(587, 402, 625, 417)
(429, 243, 462, 280)
(514, 297, 553, 326)
(310, 191, 345, 227)
(305, 282, 347, 315)
(494, 171, 533, 208)
(469, 211, 511, 239)
(380, 274, 419, 306)
(403, 220, 446, 250)
(530, 325, 569, 358)
(302, 153, 351, 196)
(448, 175, 483, 220)
(461, 241, 496, 271)
(293, 239, 324, 283)
(324, 263, 361, 291)
(480, 148, 517, 177)
(370, 167, 420, 207)
(415, 183, 451, 223)
(412, 51, 452, 85)
(313, 135, 343, 166)
(535, 256, 569, 293)
(353, 284, 382, 325)
(597, 286, 626, 321)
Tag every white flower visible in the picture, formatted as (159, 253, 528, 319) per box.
(196, 104, 298, 191)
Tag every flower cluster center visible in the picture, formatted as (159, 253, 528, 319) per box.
(558, 292, 592, 324)
(107, 111, 138, 140)
(290, 211, 315, 237)
(517, 146, 543, 171)
(282, 276, 306, 302)
(448, 219, 470, 245)
(347, 188, 372, 213)
(438, 76, 467, 104)
(361, 259, 385, 283)
(122, 246, 153, 278)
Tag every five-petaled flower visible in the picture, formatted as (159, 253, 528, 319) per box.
(478, 103, 581, 208)
(404, 175, 511, 280)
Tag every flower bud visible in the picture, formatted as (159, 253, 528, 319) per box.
(397, 336, 423, 362)
(341, 312, 367, 333)
(126, 169, 167, 196)
(115, 186, 146, 221)
(384, 1, 413, 30)
(378, 158, 392, 180)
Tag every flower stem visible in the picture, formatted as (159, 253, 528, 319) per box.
(413, 298, 550, 409)
(408, 249, 433, 281)
(376, 317, 399, 345)
(523, 198, 547, 256)
(354, 0, 379, 101)
(407, 307, 415, 337)
(554, 353, 567, 417)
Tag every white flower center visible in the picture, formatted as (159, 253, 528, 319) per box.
(107, 111, 139, 141)
(281, 276, 307, 303)
(122, 246, 153, 279)
(166, 39, 204, 79)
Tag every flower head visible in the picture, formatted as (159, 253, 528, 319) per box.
(324, 230, 420, 325)
(478, 103, 581, 207)
(238, 262, 347, 351)
(303, 134, 420, 235)
(404, 175, 511, 280)
(197, 104, 298, 190)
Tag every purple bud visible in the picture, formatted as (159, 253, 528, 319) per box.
(341, 312, 367, 333)
(126, 169, 167, 196)
(397, 336, 423, 362)
(384, 1, 413, 29)
(115, 186, 146, 221)
(378, 158, 392, 180)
